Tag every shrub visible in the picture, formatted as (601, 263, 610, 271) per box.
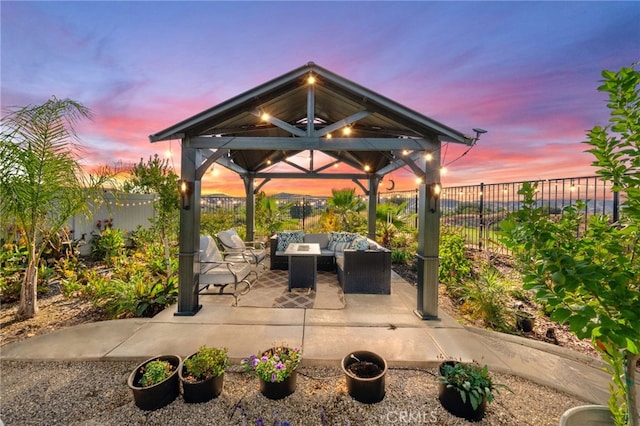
(439, 228, 473, 286)
(139, 360, 174, 387)
(391, 248, 413, 265)
(184, 346, 229, 381)
(461, 265, 513, 331)
(0, 243, 28, 302)
(91, 227, 125, 264)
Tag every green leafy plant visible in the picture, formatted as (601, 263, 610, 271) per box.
(438, 361, 509, 410)
(326, 188, 366, 232)
(91, 227, 125, 265)
(241, 345, 302, 383)
(183, 345, 229, 382)
(0, 242, 29, 302)
(134, 276, 178, 317)
(0, 97, 113, 318)
(500, 64, 639, 426)
(391, 248, 414, 265)
(138, 360, 174, 387)
(461, 265, 513, 332)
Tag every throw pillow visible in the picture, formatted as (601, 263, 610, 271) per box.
(328, 232, 357, 251)
(277, 230, 304, 251)
(350, 236, 370, 251)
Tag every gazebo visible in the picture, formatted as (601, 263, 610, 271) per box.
(149, 62, 481, 318)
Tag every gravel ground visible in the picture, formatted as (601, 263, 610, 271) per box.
(0, 361, 588, 426)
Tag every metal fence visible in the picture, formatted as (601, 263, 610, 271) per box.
(201, 195, 329, 231)
(200, 175, 621, 253)
(379, 175, 620, 252)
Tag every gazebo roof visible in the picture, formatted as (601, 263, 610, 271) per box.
(149, 62, 473, 179)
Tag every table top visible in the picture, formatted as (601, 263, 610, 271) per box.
(284, 243, 321, 256)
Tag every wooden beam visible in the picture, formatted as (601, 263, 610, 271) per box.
(250, 110, 307, 137)
(315, 110, 371, 137)
(253, 172, 372, 180)
(189, 136, 434, 151)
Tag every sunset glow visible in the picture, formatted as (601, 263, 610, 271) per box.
(2, 2, 638, 197)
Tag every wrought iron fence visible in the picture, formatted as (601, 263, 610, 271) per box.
(200, 175, 620, 253)
(379, 175, 620, 253)
(201, 195, 329, 232)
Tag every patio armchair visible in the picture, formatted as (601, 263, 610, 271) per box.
(215, 229, 267, 271)
(199, 235, 256, 305)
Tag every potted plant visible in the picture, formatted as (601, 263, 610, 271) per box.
(241, 344, 302, 400)
(180, 345, 229, 403)
(515, 309, 535, 332)
(341, 350, 387, 404)
(437, 360, 509, 422)
(127, 355, 181, 411)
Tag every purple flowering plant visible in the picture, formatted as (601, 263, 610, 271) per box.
(241, 344, 302, 383)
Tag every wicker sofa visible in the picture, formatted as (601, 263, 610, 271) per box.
(270, 231, 391, 294)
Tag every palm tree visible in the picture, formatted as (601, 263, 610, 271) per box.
(255, 193, 296, 237)
(326, 188, 366, 231)
(0, 97, 107, 318)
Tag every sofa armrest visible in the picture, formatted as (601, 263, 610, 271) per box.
(340, 249, 391, 294)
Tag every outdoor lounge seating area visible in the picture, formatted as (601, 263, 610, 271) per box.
(270, 231, 391, 294)
(215, 228, 267, 271)
(198, 235, 257, 305)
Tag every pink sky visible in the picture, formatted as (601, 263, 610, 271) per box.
(2, 1, 638, 197)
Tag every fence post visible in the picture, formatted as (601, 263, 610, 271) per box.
(479, 182, 484, 250)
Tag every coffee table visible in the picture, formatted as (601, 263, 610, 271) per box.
(283, 243, 321, 291)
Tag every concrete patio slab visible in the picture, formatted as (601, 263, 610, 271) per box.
(103, 323, 304, 362)
(302, 324, 445, 368)
(0, 319, 148, 361)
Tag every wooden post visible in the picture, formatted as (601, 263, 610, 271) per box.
(175, 139, 201, 316)
(415, 151, 440, 319)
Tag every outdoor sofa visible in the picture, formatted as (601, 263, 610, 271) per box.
(270, 231, 391, 294)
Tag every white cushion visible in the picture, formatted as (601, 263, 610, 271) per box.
(230, 234, 245, 249)
(199, 262, 252, 286)
(216, 229, 241, 250)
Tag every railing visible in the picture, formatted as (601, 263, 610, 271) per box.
(200, 175, 620, 253)
(379, 175, 620, 253)
(201, 195, 329, 231)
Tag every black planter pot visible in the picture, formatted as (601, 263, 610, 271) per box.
(259, 369, 297, 400)
(515, 311, 535, 332)
(341, 350, 387, 404)
(179, 356, 224, 403)
(127, 355, 181, 411)
(438, 361, 487, 422)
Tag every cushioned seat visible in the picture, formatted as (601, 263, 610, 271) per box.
(199, 235, 256, 305)
(215, 229, 267, 271)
